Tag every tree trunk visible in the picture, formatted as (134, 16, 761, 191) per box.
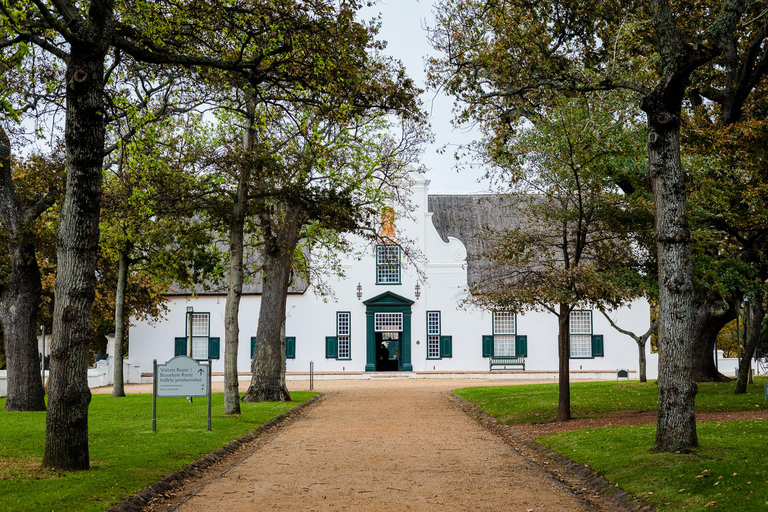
(599, 310, 656, 384)
(643, 94, 698, 453)
(241, 209, 303, 403)
(735, 296, 764, 393)
(43, 48, 107, 470)
(111, 249, 129, 397)
(691, 290, 734, 382)
(223, 104, 256, 415)
(556, 303, 571, 422)
(0, 128, 47, 411)
(223, 176, 247, 415)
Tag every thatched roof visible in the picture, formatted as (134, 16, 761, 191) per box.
(167, 248, 310, 296)
(167, 275, 309, 296)
(428, 194, 527, 293)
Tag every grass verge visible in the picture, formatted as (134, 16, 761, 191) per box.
(456, 378, 768, 511)
(455, 378, 767, 424)
(539, 420, 768, 511)
(0, 391, 316, 512)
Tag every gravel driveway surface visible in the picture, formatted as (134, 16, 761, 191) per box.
(149, 378, 589, 511)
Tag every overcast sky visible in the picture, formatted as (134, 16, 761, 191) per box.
(362, 1, 493, 192)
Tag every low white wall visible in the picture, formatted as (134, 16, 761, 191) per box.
(0, 355, 146, 397)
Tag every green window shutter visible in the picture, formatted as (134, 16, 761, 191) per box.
(515, 335, 527, 357)
(250, 337, 257, 359)
(174, 337, 186, 357)
(440, 335, 452, 358)
(325, 336, 338, 359)
(591, 334, 604, 357)
(285, 336, 296, 359)
(208, 337, 220, 359)
(482, 335, 494, 357)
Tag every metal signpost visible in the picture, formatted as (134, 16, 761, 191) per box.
(153, 356, 212, 431)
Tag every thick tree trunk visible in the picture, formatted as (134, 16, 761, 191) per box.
(644, 94, 698, 453)
(735, 296, 764, 393)
(224, 180, 247, 415)
(0, 128, 46, 411)
(43, 47, 107, 470)
(242, 209, 303, 403)
(638, 342, 647, 383)
(556, 304, 571, 422)
(111, 249, 129, 397)
(691, 291, 735, 382)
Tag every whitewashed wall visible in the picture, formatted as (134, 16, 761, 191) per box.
(128, 175, 659, 379)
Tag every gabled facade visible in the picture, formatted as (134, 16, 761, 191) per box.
(128, 174, 657, 379)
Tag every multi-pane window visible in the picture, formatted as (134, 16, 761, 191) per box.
(569, 310, 592, 358)
(337, 312, 351, 359)
(427, 311, 440, 358)
(189, 313, 210, 359)
(493, 311, 515, 356)
(376, 244, 401, 284)
(374, 312, 403, 332)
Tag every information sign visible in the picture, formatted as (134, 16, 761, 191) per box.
(156, 356, 209, 397)
(152, 356, 212, 431)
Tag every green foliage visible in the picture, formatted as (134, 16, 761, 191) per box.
(456, 379, 767, 425)
(540, 421, 768, 511)
(0, 391, 317, 511)
(101, 110, 225, 322)
(470, 92, 652, 314)
(717, 319, 741, 358)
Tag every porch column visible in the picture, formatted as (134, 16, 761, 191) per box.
(365, 312, 375, 372)
(402, 312, 413, 371)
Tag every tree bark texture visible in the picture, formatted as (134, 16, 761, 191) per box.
(735, 296, 764, 393)
(223, 179, 247, 415)
(690, 290, 735, 382)
(0, 129, 47, 412)
(111, 249, 129, 397)
(644, 93, 698, 452)
(241, 209, 304, 403)
(556, 304, 571, 422)
(43, 44, 109, 469)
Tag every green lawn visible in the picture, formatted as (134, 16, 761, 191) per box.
(0, 391, 316, 512)
(540, 420, 768, 511)
(455, 379, 767, 424)
(456, 378, 768, 511)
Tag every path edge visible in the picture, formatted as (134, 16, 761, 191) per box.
(107, 393, 325, 512)
(448, 392, 657, 512)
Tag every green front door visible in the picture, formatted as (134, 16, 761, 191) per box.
(364, 291, 414, 372)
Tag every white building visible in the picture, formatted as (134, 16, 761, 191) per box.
(128, 175, 657, 380)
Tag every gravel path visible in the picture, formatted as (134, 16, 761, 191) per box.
(148, 378, 589, 511)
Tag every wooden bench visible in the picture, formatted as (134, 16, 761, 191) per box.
(489, 356, 525, 371)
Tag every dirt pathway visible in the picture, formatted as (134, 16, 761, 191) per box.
(154, 378, 589, 511)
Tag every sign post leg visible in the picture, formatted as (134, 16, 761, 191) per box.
(152, 359, 157, 432)
(207, 358, 212, 431)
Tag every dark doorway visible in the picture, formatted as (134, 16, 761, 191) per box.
(375, 332, 401, 371)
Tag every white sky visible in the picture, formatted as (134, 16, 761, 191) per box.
(362, 1, 493, 192)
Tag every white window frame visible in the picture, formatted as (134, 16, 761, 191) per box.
(337, 312, 351, 360)
(427, 311, 441, 359)
(493, 311, 516, 356)
(569, 310, 593, 358)
(188, 312, 210, 360)
(376, 244, 401, 284)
